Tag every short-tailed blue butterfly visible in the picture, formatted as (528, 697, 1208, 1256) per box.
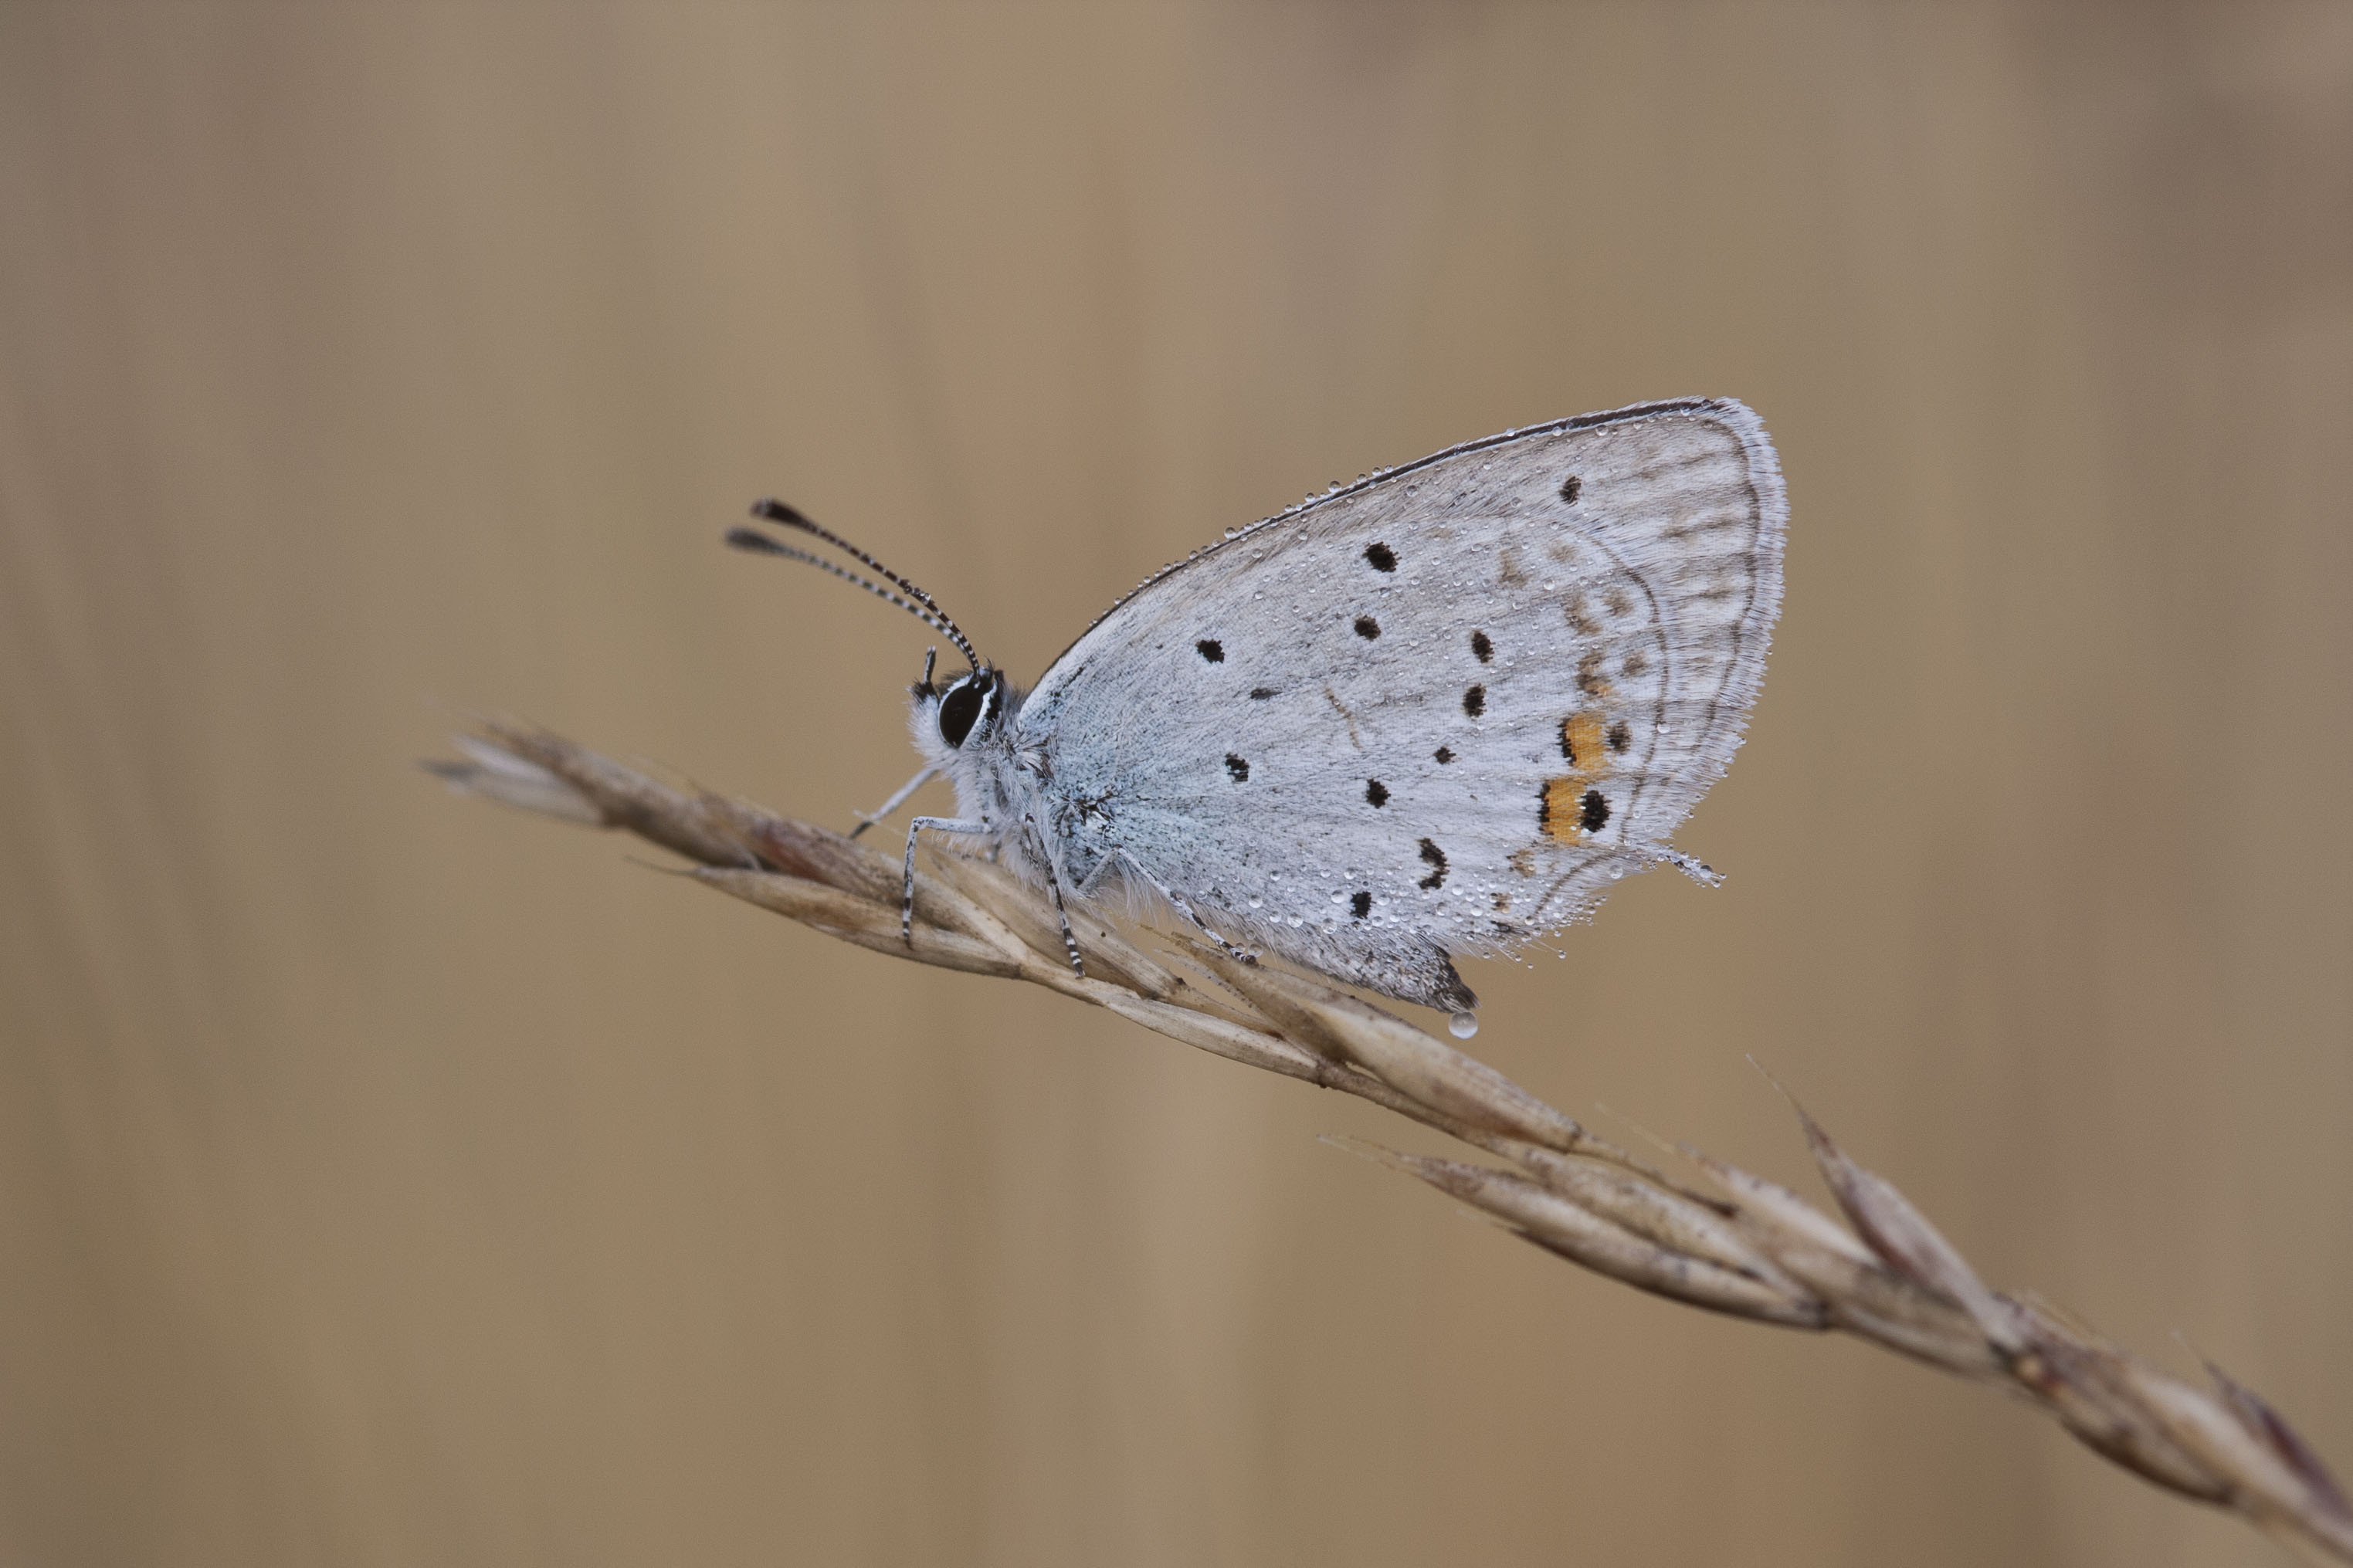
(728, 398, 1786, 1038)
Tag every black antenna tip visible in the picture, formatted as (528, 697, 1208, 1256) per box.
(750, 498, 811, 527)
(724, 527, 787, 554)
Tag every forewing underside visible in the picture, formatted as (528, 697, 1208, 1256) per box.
(1022, 399, 1785, 1007)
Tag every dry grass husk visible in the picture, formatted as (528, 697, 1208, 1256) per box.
(429, 720, 2353, 1564)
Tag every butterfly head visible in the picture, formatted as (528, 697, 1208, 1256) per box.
(910, 658, 1012, 760)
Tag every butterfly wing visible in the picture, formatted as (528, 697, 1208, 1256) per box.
(1018, 398, 1786, 1011)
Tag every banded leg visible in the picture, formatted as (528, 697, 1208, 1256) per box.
(901, 816, 992, 943)
(1027, 814, 1085, 980)
(1110, 849, 1253, 963)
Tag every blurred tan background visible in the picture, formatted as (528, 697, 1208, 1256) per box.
(3, 4, 2348, 1564)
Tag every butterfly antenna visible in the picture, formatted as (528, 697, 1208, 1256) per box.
(722, 528, 963, 646)
(737, 499, 983, 672)
(725, 520, 982, 672)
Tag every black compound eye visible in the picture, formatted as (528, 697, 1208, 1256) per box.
(937, 677, 989, 748)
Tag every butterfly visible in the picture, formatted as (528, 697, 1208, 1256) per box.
(728, 398, 1786, 1035)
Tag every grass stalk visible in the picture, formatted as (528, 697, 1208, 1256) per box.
(429, 721, 2353, 1563)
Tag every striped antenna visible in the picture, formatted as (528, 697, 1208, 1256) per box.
(725, 500, 983, 672)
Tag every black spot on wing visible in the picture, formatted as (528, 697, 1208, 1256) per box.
(1580, 789, 1610, 832)
(1462, 685, 1486, 718)
(1607, 720, 1631, 753)
(1351, 889, 1371, 919)
(1559, 474, 1582, 504)
(1226, 754, 1249, 782)
(1249, 686, 1277, 700)
(1195, 638, 1223, 662)
(1364, 542, 1396, 572)
(1470, 630, 1493, 663)
(1417, 838, 1448, 890)
(1433, 747, 1455, 764)
(1365, 779, 1388, 808)
(1354, 615, 1380, 639)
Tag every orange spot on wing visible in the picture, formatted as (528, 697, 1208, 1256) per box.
(1540, 776, 1587, 842)
(1560, 711, 1610, 772)
(1541, 711, 1616, 842)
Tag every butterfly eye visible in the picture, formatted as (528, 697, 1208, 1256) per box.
(937, 676, 991, 748)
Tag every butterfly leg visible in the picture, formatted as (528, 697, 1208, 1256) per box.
(851, 763, 942, 839)
(1108, 849, 1253, 964)
(1024, 813, 1087, 980)
(902, 815, 993, 944)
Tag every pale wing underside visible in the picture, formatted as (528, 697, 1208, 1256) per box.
(1020, 398, 1786, 1010)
